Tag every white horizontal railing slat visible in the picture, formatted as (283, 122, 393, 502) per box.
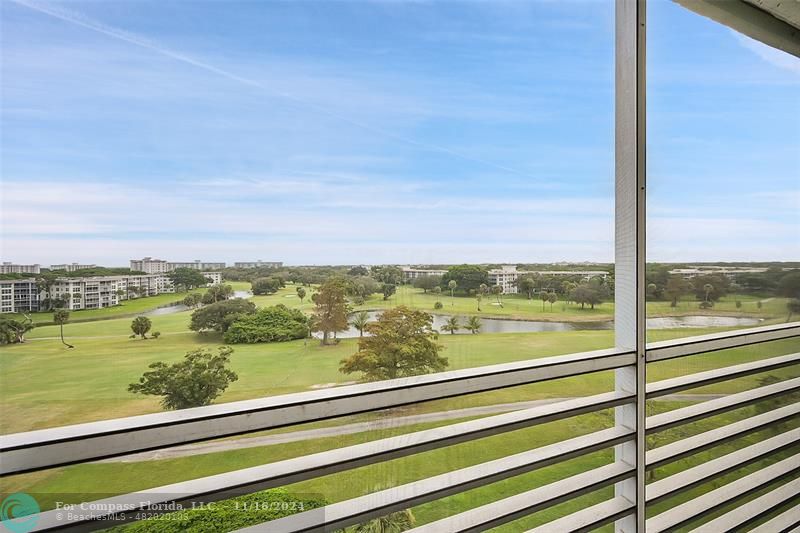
(232, 427, 633, 533)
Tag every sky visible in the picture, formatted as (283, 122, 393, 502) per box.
(1, 0, 798, 266)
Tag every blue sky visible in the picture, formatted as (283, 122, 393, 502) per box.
(1, 0, 798, 266)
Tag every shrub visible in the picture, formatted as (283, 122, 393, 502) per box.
(434, 301, 443, 310)
(735, 300, 742, 309)
(699, 301, 714, 309)
(224, 305, 309, 343)
(152, 331, 161, 339)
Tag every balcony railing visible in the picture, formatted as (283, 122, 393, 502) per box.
(1, 322, 798, 532)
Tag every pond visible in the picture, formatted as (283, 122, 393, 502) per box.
(325, 312, 762, 338)
(143, 290, 251, 316)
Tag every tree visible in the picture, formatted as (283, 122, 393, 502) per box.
(413, 275, 442, 294)
(190, 299, 257, 334)
(0, 315, 34, 344)
(183, 292, 203, 308)
(382, 283, 397, 300)
(53, 309, 74, 348)
(778, 272, 800, 299)
(353, 509, 416, 533)
(351, 310, 370, 337)
(128, 346, 238, 410)
(168, 268, 211, 291)
(647, 283, 658, 299)
(465, 316, 482, 334)
(787, 299, 800, 322)
(348, 266, 369, 277)
(432, 286, 442, 295)
(339, 307, 447, 381)
(370, 266, 404, 285)
(475, 291, 483, 311)
(702, 283, 714, 303)
(448, 280, 457, 305)
(570, 281, 609, 310)
(223, 305, 309, 343)
(517, 276, 536, 300)
(252, 277, 282, 296)
(491, 285, 503, 307)
(434, 301, 443, 310)
(202, 284, 233, 304)
(311, 278, 349, 345)
(131, 316, 152, 339)
(441, 316, 460, 335)
(540, 291, 548, 311)
(441, 265, 489, 295)
(691, 274, 729, 302)
(664, 275, 690, 308)
(296, 286, 306, 304)
(548, 292, 558, 311)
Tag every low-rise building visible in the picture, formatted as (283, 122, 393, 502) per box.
(203, 272, 223, 285)
(0, 279, 40, 313)
(168, 260, 226, 271)
(0, 262, 41, 274)
(234, 261, 283, 269)
(50, 263, 97, 272)
(668, 266, 769, 279)
(488, 266, 610, 294)
(401, 267, 448, 281)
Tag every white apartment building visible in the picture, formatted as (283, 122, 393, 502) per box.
(234, 261, 283, 268)
(203, 272, 223, 285)
(168, 260, 226, 271)
(0, 262, 41, 274)
(130, 257, 170, 274)
(0, 279, 40, 313)
(50, 263, 97, 272)
(488, 266, 610, 295)
(668, 266, 769, 279)
(50, 277, 122, 310)
(400, 267, 448, 281)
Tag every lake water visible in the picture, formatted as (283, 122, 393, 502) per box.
(144, 290, 251, 316)
(327, 311, 762, 338)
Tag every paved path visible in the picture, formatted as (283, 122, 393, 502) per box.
(99, 394, 724, 463)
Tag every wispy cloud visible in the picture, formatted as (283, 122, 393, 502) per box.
(731, 30, 800, 74)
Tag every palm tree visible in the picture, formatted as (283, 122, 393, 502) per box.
(352, 509, 416, 533)
(475, 292, 483, 311)
(351, 310, 370, 337)
(548, 292, 558, 311)
(53, 309, 74, 348)
(441, 316, 460, 335)
(703, 283, 714, 303)
(296, 286, 306, 304)
(465, 316, 482, 334)
(540, 291, 548, 311)
(491, 285, 503, 307)
(448, 280, 457, 306)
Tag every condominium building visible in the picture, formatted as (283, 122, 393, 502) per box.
(0, 279, 40, 313)
(50, 263, 97, 272)
(50, 277, 122, 310)
(488, 266, 610, 294)
(203, 272, 223, 285)
(400, 267, 448, 280)
(0, 262, 41, 274)
(168, 260, 226, 271)
(130, 257, 170, 274)
(234, 261, 283, 269)
(668, 266, 769, 279)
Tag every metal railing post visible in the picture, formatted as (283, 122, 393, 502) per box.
(614, 0, 647, 531)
